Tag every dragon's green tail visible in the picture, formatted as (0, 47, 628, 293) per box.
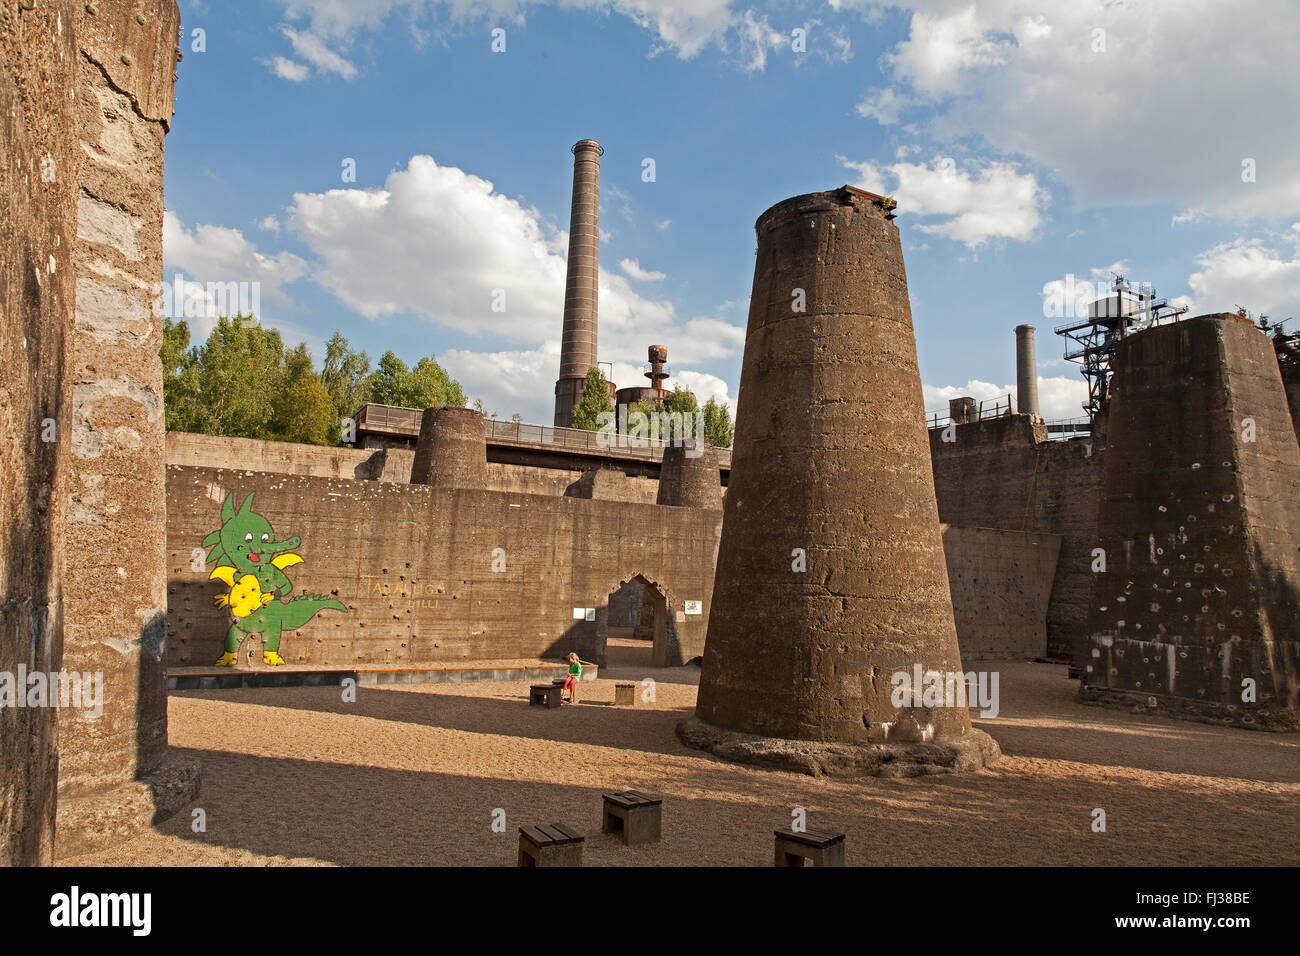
(279, 595, 347, 631)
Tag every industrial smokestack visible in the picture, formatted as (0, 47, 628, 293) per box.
(554, 139, 604, 427)
(1015, 324, 1041, 420)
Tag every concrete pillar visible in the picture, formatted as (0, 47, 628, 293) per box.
(554, 139, 603, 427)
(0, 0, 79, 865)
(54, 0, 198, 860)
(656, 441, 722, 509)
(1015, 324, 1040, 420)
(1080, 314, 1300, 729)
(410, 406, 487, 488)
(678, 186, 999, 776)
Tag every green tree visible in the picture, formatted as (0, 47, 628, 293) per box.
(569, 366, 614, 431)
(170, 314, 286, 439)
(664, 385, 698, 416)
(702, 396, 734, 449)
(161, 317, 199, 432)
(365, 351, 466, 410)
(320, 331, 372, 421)
(272, 377, 338, 445)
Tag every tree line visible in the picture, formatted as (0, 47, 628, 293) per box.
(160, 314, 733, 449)
(161, 314, 466, 445)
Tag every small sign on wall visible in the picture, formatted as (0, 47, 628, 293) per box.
(684, 600, 702, 615)
(675, 611, 686, 623)
(573, 607, 596, 621)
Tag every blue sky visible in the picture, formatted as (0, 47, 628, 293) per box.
(164, 0, 1300, 424)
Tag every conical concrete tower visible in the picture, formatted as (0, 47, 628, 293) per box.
(679, 186, 999, 776)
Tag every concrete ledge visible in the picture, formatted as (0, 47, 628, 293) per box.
(1079, 683, 1300, 732)
(675, 716, 1001, 778)
(54, 752, 201, 859)
(168, 662, 598, 691)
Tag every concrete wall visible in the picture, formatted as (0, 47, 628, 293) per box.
(165, 466, 722, 669)
(166, 430, 663, 501)
(930, 415, 1103, 663)
(941, 526, 1062, 660)
(0, 0, 79, 866)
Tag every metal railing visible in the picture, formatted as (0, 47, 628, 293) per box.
(353, 404, 732, 468)
(925, 394, 1014, 429)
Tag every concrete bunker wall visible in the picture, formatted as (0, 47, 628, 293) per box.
(165, 466, 722, 668)
(930, 415, 1103, 662)
(941, 526, 1062, 660)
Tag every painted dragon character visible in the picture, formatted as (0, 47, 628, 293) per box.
(203, 492, 345, 666)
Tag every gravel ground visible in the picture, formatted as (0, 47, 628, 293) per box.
(62, 642, 1300, 866)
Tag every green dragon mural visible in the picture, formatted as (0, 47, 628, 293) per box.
(203, 492, 346, 666)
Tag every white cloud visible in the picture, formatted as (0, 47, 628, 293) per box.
(269, 56, 310, 82)
(1182, 228, 1300, 318)
(619, 258, 666, 281)
(270, 0, 796, 80)
(924, 375, 1087, 421)
(257, 215, 282, 233)
(841, 154, 1044, 247)
(286, 153, 747, 364)
(442, 341, 560, 423)
(847, 0, 1300, 219)
(654, 219, 672, 231)
(163, 211, 309, 323)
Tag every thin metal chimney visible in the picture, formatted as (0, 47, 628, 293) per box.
(1015, 324, 1041, 420)
(554, 139, 604, 427)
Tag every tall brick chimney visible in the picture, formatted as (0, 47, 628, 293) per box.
(554, 139, 603, 427)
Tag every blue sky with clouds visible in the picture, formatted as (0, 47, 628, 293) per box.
(165, 0, 1300, 424)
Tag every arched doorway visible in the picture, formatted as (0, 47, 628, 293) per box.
(602, 574, 669, 668)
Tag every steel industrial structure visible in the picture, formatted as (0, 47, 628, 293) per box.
(1054, 274, 1188, 422)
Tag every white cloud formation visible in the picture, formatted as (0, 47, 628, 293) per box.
(923, 375, 1088, 421)
(268, 0, 792, 81)
(1180, 226, 1300, 319)
(619, 257, 666, 281)
(846, 0, 1300, 219)
(841, 154, 1044, 247)
(269, 56, 310, 82)
(163, 211, 309, 317)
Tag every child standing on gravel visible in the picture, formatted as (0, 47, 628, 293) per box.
(563, 652, 582, 703)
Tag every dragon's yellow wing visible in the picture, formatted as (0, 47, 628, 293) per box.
(271, 553, 303, 570)
(209, 565, 237, 586)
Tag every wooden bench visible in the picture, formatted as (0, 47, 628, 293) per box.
(602, 790, 662, 845)
(614, 682, 636, 706)
(529, 683, 561, 708)
(518, 823, 584, 866)
(773, 827, 845, 867)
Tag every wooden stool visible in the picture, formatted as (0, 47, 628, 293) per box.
(773, 827, 845, 866)
(614, 682, 636, 706)
(529, 683, 562, 708)
(518, 824, 583, 866)
(602, 790, 662, 845)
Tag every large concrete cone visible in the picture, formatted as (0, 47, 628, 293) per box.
(677, 186, 1000, 777)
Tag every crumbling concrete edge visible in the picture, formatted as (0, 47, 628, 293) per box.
(53, 752, 200, 860)
(1078, 683, 1300, 733)
(676, 716, 1001, 778)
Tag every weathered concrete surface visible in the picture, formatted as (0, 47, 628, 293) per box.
(165, 468, 722, 669)
(1281, 358, 1300, 443)
(1080, 314, 1300, 730)
(55, 0, 197, 859)
(930, 416, 1102, 663)
(410, 406, 488, 488)
(167, 429, 665, 500)
(942, 526, 1061, 660)
(687, 186, 998, 775)
(657, 441, 723, 510)
(564, 467, 635, 501)
(0, 0, 79, 866)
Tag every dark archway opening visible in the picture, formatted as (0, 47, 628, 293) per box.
(603, 574, 667, 669)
